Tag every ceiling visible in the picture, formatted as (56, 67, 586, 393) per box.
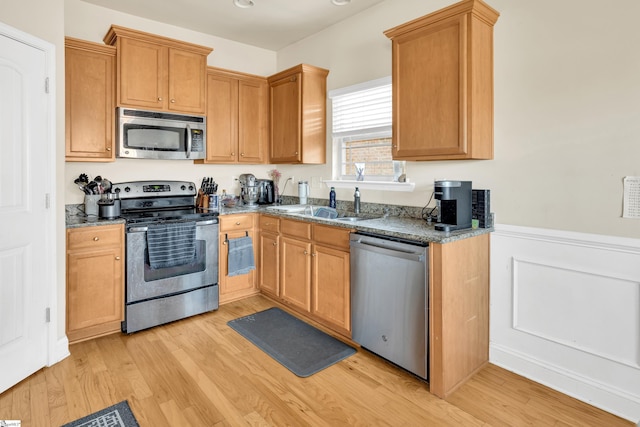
(80, 0, 387, 51)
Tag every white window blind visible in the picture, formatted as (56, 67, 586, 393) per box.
(331, 77, 392, 138)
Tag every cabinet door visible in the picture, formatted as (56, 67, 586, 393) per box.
(66, 246, 124, 343)
(118, 37, 167, 110)
(65, 40, 115, 161)
(168, 47, 207, 114)
(280, 236, 311, 312)
(269, 73, 301, 163)
(392, 17, 463, 159)
(238, 77, 268, 163)
(258, 231, 279, 297)
(205, 73, 238, 163)
(219, 229, 258, 304)
(312, 244, 351, 335)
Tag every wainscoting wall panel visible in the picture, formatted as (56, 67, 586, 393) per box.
(490, 224, 640, 423)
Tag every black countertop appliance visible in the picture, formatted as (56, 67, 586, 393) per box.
(434, 180, 472, 232)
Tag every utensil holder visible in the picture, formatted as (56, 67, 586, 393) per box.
(84, 195, 100, 216)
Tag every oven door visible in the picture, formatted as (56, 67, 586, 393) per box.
(123, 219, 218, 333)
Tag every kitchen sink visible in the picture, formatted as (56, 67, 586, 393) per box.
(335, 216, 370, 222)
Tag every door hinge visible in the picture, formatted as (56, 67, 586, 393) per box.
(45, 307, 51, 323)
(45, 193, 50, 209)
(45, 77, 50, 94)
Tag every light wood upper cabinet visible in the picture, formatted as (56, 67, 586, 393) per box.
(65, 37, 116, 162)
(268, 64, 329, 164)
(66, 224, 124, 343)
(104, 25, 211, 114)
(385, 0, 499, 160)
(196, 67, 268, 164)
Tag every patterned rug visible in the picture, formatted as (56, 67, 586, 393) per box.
(61, 401, 139, 427)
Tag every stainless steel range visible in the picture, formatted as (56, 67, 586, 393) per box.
(113, 180, 219, 333)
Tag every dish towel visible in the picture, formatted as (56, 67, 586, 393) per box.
(146, 221, 197, 269)
(227, 235, 256, 277)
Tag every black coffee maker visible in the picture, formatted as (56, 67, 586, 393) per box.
(256, 179, 275, 204)
(434, 180, 472, 232)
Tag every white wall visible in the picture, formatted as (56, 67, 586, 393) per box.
(278, 0, 640, 240)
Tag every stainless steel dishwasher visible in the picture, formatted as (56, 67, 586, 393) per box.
(350, 232, 429, 380)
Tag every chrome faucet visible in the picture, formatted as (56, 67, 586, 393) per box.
(354, 187, 361, 214)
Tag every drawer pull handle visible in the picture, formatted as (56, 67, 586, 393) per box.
(93, 237, 99, 241)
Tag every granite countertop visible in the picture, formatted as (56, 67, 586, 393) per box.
(66, 201, 492, 244)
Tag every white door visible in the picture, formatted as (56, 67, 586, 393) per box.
(0, 24, 55, 393)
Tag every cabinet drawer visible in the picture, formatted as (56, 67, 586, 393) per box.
(260, 215, 280, 233)
(67, 224, 123, 251)
(281, 218, 312, 240)
(313, 224, 351, 251)
(220, 214, 254, 231)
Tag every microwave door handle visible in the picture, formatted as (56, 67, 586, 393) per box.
(186, 124, 192, 158)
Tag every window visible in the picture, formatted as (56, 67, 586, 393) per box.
(330, 77, 405, 182)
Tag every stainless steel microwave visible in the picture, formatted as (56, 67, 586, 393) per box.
(117, 108, 206, 160)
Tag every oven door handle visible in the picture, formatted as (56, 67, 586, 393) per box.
(127, 219, 217, 233)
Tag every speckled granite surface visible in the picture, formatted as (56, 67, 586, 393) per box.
(66, 198, 492, 243)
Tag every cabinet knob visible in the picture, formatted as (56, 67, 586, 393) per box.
(235, 222, 241, 225)
(240, 153, 244, 157)
(93, 237, 99, 241)
(170, 99, 176, 103)
(290, 76, 297, 82)
(272, 242, 277, 246)
(311, 253, 316, 257)
(231, 152, 235, 156)
(303, 250, 308, 255)
(392, 144, 397, 149)
(295, 151, 299, 155)
(106, 147, 111, 152)
(223, 241, 227, 245)
(115, 256, 121, 261)
(157, 97, 163, 102)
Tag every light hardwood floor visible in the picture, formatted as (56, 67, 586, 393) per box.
(0, 295, 632, 426)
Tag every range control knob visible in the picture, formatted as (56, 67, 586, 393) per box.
(188, 185, 194, 191)
(124, 186, 131, 193)
(181, 185, 186, 191)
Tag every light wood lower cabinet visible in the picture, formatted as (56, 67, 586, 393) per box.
(257, 215, 280, 298)
(259, 215, 352, 337)
(219, 214, 259, 304)
(429, 233, 490, 398)
(66, 224, 124, 343)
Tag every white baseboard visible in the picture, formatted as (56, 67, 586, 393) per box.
(50, 335, 70, 366)
(491, 344, 640, 422)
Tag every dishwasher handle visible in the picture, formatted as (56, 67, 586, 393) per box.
(350, 238, 427, 262)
